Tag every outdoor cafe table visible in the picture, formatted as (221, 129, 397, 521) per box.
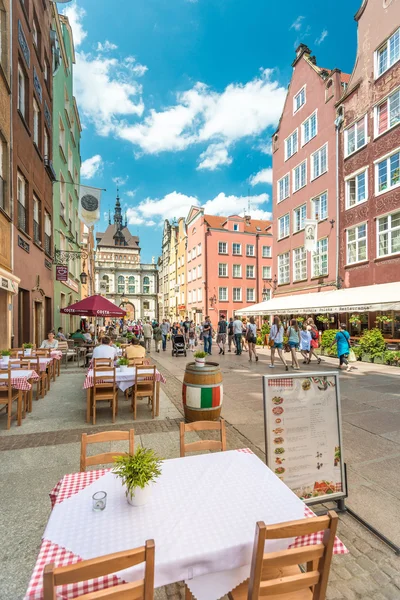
(24, 450, 347, 600)
(0, 357, 53, 372)
(0, 369, 39, 391)
(84, 367, 166, 418)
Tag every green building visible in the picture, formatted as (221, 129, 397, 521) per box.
(52, 11, 82, 334)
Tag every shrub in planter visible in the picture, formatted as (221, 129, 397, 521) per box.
(194, 350, 207, 367)
(117, 357, 129, 371)
(113, 446, 162, 506)
(256, 336, 263, 346)
(362, 353, 373, 363)
(320, 329, 338, 357)
(383, 350, 395, 365)
(359, 328, 386, 359)
(373, 354, 384, 364)
(353, 346, 363, 361)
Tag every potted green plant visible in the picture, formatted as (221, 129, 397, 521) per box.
(359, 328, 386, 363)
(23, 343, 33, 356)
(375, 315, 393, 326)
(113, 447, 163, 506)
(320, 329, 338, 357)
(117, 357, 129, 372)
(1, 350, 11, 365)
(349, 314, 361, 326)
(194, 350, 207, 368)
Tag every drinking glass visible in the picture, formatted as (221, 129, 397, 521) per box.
(92, 491, 107, 511)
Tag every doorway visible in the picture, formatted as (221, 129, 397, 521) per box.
(34, 301, 44, 348)
(18, 288, 30, 345)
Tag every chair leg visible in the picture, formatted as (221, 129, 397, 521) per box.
(7, 398, 11, 430)
(22, 392, 26, 419)
(17, 392, 22, 426)
(93, 397, 96, 425)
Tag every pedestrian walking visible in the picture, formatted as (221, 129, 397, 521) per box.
(153, 323, 162, 353)
(160, 319, 170, 351)
(217, 314, 227, 355)
(142, 321, 153, 353)
(188, 323, 196, 351)
(269, 316, 288, 371)
(286, 319, 300, 370)
(183, 316, 191, 348)
(306, 318, 321, 364)
(233, 315, 243, 355)
(246, 316, 258, 362)
(330, 323, 352, 372)
(227, 317, 235, 352)
(241, 318, 248, 352)
(299, 324, 312, 363)
(202, 316, 212, 355)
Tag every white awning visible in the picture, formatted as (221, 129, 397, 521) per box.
(236, 281, 400, 316)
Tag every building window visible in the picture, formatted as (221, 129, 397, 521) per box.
(293, 160, 306, 192)
(232, 243, 242, 255)
(197, 243, 202, 255)
(32, 15, 40, 50)
(233, 223, 239, 231)
(192, 289, 197, 303)
(68, 145, 73, 174)
(293, 204, 306, 232)
(375, 28, 400, 78)
(198, 287, 202, 301)
(376, 88, 400, 136)
(59, 117, 65, 155)
(233, 287, 242, 301)
(376, 149, 400, 194)
(60, 175, 66, 220)
(246, 288, 255, 302)
(102, 275, 110, 293)
(311, 192, 328, 221)
(311, 144, 328, 180)
(246, 265, 255, 278)
(188, 290, 192, 304)
(345, 117, 366, 157)
(218, 263, 228, 277)
(262, 245, 271, 258)
(187, 250, 191, 262)
(18, 62, 27, 118)
(44, 211, 51, 255)
(192, 247, 197, 259)
(188, 270, 191, 283)
(262, 266, 271, 279)
(294, 86, 306, 113)
(128, 276, 135, 294)
(68, 195, 73, 233)
(302, 111, 317, 145)
(293, 247, 307, 281)
(264, 288, 271, 301)
(278, 214, 290, 239)
(377, 211, 400, 257)
(246, 244, 255, 256)
(233, 264, 242, 278)
(312, 239, 328, 277)
(143, 276, 150, 294)
(347, 224, 367, 264)
(197, 264, 202, 278)
(277, 174, 290, 202)
(219, 287, 228, 301)
(192, 266, 196, 279)
(17, 171, 27, 231)
(44, 127, 49, 159)
(346, 170, 367, 208)
(218, 241, 227, 254)
(285, 129, 298, 160)
(117, 276, 125, 294)
(33, 98, 40, 147)
(33, 195, 41, 244)
(0, 137, 7, 213)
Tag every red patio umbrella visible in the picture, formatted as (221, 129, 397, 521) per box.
(60, 294, 126, 317)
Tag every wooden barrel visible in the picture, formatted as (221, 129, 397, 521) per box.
(182, 362, 223, 422)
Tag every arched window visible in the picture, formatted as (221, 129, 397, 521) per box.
(143, 276, 150, 294)
(102, 274, 109, 293)
(117, 275, 125, 294)
(128, 276, 135, 294)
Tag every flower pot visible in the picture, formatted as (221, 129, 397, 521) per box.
(126, 484, 152, 506)
(24, 348, 32, 356)
(362, 353, 373, 363)
(195, 358, 206, 368)
(1, 355, 10, 365)
(373, 355, 384, 365)
(119, 365, 127, 372)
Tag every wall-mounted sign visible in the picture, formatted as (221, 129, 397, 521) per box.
(56, 265, 68, 282)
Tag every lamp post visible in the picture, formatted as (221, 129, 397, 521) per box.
(262, 275, 278, 301)
(209, 293, 217, 308)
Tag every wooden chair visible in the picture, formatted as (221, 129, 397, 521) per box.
(0, 368, 23, 429)
(93, 358, 114, 368)
(43, 540, 155, 600)
(127, 357, 144, 367)
(180, 420, 227, 457)
(80, 430, 135, 472)
(92, 366, 118, 425)
(58, 340, 77, 367)
(10, 359, 34, 415)
(132, 366, 156, 420)
(228, 511, 338, 600)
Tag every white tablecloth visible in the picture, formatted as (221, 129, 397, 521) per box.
(84, 367, 165, 392)
(0, 358, 52, 371)
(43, 451, 305, 599)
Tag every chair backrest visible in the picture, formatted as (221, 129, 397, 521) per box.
(94, 358, 114, 368)
(43, 540, 155, 600)
(9, 359, 32, 370)
(94, 366, 116, 387)
(80, 430, 135, 472)
(128, 357, 144, 367)
(247, 511, 338, 599)
(57, 341, 69, 352)
(35, 349, 51, 357)
(180, 419, 227, 457)
(0, 367, 11, 396)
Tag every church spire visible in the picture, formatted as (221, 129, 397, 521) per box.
(113, 188, 123, 229)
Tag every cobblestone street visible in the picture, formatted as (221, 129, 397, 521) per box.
(1, 346, 399, 599)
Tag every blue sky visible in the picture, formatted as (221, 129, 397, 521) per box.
(63, 0, 360, 263)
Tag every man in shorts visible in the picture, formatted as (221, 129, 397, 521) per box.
(217, 315, 227, 355)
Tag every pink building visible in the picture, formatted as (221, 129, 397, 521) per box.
(186, 207, 273, 327)
(272, 45, 350, 298)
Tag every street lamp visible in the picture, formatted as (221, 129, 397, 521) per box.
(209, 294, 217, 307)
(79, 271, 88, 285)
(262, 275, 278, 301)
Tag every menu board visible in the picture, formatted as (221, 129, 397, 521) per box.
(263, 371, 346, 505)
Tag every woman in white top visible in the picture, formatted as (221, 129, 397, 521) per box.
(299, 324, 312, 363)
(40, 331, 59, 349)
(246, 316, 258, 362)
(269, 316, 288, 371)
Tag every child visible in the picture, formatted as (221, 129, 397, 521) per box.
(188, 324, 196, 351)
(299, 324, 311, 364)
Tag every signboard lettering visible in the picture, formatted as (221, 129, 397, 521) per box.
(56, 265, 68, 282)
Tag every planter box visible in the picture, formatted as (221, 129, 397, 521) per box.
(373, 355, 384, 365)
(362, 354, 373, 363)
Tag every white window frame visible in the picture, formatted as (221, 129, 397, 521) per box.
(197, 243, 202, 255)
(262, 245, 271, 258)
(33, 99, 40, 147)
(219, 287, 228, 301)
(246, 288, 255, 302)
(292, 160, 307, 192)
(293, 246, 307, 282)
(277, 173, 290, 203)
(301, 110, 318, 146)
(293, 86, 306, 114)
(374, 87, 400, 138)
(293, 203, 306, 233)
(197, 264, 202, 278)
(262, 266, 271, 280)
(192, 289, 197, 303)
(218, 263, 228, 277)
(278, 213, 290, 240)
(345, 168, 368, 209)
(374, 27, 400, 79)
(246, 265, 255, 279)
(246, 244, 255, 257)
(188, 270, 192, 283)
(278, 252, 290, 285)
(198, 287, 202, 301)
(188, 290, 192, 304)
(284, 128, 298, 160)
(233, 223, 239, 231)
(346, 223, 368, 265)
(311, 143, 328, 181)
(312, 238, 329, 277)
(17, 63, 26, 117)
(233, 264, 242, 278)
(375, 147, 400, 196)
(311, 191, 328, 221)
(377, 210, 400, 258)
(344, 115, 367, 158)
(218, 241, 228, 254)
(232, 242, 242, 256)
(233, 287, 242, 302)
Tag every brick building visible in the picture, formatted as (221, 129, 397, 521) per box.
(12, 0, 54, 346)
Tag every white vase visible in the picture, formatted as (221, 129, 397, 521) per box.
(119, 364, 127, 371)
(126, 484, 152, 506)
(24, 348, 32, 356)
(195, 358, 206, 368)
(2, 355, 10, 365)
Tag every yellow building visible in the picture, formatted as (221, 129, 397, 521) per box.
(167, 223, 178, 320)
(176, 217, 187, 320)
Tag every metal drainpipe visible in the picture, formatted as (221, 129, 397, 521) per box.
(335, 111, 344, 289)
(256, 233, 260, 303)
(204, 227, 209, 317)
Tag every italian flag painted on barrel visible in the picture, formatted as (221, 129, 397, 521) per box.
(182, 383, 223, 409)
(182, 362, 224, 421)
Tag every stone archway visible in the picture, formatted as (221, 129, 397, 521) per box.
(119, 301, 135, 321)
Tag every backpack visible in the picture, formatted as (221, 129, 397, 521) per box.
(310, 327, 318, 340)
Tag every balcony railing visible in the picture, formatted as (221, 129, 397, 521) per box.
(33, 220, 40, 244)
(18, 202, 26, 232)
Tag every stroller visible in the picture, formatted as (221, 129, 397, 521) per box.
(172, 334, 187, 357)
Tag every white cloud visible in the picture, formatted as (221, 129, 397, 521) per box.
(126, 190, 136, 198)
(249, 168, 273, 187)
(113, 176, 129, 186)
(197, 143, 232, 171)
(125, 56, 148, 77)
(81, 154, 103, 179)
(97, 40, 118, 52)
(202, 192, 270, 219)
(63, 3, 87, 47)
(315, 30, 328, 45)
(256, 140, 273, 155)
(290, 16, 304, 31)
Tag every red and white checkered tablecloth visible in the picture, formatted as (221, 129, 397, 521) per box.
(83, 367, 166, 390)
(0, 358, 52, 373)
(50, 351, 63, 361)
(0, 370, 39, 391)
